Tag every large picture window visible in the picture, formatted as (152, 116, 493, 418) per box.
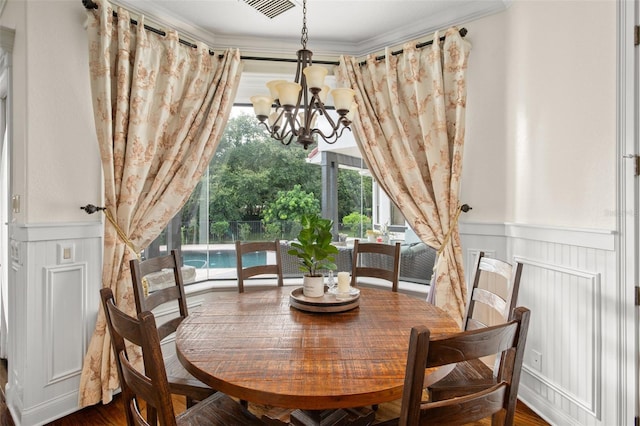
(146, 106, 375, 282)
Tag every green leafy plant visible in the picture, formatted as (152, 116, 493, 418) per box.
(288, 214, 339, 277)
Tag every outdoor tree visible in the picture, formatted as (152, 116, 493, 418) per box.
(173, 111, 372, 243)
(208, 113, 320, 224)
(338, 169, 372, 221)
(263, 184, 320, 239)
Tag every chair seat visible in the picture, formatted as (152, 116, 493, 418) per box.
(165, 354, 216, 401)
(176, 392, 266, 425)
(427, 358, 496, 401)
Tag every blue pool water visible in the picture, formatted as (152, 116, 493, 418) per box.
(183, 250, 265, 269)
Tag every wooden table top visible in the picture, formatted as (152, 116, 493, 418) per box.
(176, 287, 459, 410)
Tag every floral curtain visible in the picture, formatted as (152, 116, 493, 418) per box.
(79, 0, 242, 406)
(337, 28, 470, 325)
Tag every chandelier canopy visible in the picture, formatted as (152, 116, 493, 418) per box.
(250, 0, 356, 150)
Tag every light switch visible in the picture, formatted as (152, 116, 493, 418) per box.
(11, 195, 19, 213)
(57, 243, 75, 264)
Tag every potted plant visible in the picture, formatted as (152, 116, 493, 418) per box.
(288, 213, 339, 297)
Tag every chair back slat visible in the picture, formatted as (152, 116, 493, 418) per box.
(130, 250, 189, 324)
(426, 321, 519, 367)
(145, 286, 183, 311)
(235, 240, 283, 293)
(351, 240, 401, 292)
(471, 288, 507, 316)
(418, 383, 507, 425)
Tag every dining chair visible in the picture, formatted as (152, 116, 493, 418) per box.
(380, 306, 530, 426)
(129, 250, 215, 407)
(350, 240, 401, 291)
(235, 240, 284, 293)
(463, 251, 524, 331)
(427, 251, 524, 400)
(99, 288, 266, 426)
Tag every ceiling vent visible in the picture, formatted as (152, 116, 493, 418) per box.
(242, 0, 296, 19)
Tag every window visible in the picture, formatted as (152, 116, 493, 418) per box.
(146, 106, 374, 282)
(147, 73, 433, 286)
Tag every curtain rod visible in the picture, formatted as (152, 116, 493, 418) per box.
(82, 1, 466, 66)
(358, 27, 467, 66)
(82, 0, 216, 55)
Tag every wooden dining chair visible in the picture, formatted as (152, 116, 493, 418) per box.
(99, 288, 266, 426)
(235, 240, 284, 293)
(381, 306, 530, 426)
(350, 240, 401, 291)
(129, 250, 215, 407)
(463, 251, 524, 331)
(427, 251, 524, 400)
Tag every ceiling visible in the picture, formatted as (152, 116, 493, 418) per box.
(116, 0, 510, 57)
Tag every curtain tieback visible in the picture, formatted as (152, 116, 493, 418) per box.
(103, 209, 140, 259)
(428, 204, 466, 304)
(436, 205, 465, 257)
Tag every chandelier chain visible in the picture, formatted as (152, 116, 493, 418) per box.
(300, 0, 308, 49)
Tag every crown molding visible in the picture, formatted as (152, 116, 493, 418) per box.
(345, 0, 510, 57)
(114, 0, 510, 58)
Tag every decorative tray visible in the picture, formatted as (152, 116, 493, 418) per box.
(289, 287, 360, 313)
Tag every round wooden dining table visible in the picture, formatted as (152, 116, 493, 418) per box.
(176, 286, 459, 411)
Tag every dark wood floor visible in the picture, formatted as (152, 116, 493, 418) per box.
(0, 359, 549, 425)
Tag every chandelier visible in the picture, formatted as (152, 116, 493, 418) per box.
(250, 0, 356, 150)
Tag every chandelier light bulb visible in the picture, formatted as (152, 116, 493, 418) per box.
(250, 95, 274, 119)
(317, 85, 330, 104)
(277, 82, 302, 107)
(268, 112, 283, 129)
(266, 80, 286, 101)
(303, 65, 328, 90)
(330, 88, 356, 113)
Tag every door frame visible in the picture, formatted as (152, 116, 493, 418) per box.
(0, 26, 13, 364)
(619, 0, 638, 423)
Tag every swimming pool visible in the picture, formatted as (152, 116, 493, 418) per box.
(182, 250, 265, 269)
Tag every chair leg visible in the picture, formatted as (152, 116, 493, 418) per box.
(146, 405, 158, 426)
(186, 396, 195, 408)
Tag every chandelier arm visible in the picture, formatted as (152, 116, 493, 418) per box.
(317, 104, 340, 129)
(314, 125, 352, 145)
(273, 125, 296, 145)
(311, 125, 340, 143)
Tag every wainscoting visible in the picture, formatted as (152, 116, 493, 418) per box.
(459, 222, 620, 426)
(1, 220, 628, 425)
(5, 222, 103, 426)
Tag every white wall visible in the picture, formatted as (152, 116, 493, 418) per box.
(459, 9, 509, 223)
(1, 0, 102, 225)
(461, 1, 616, 230)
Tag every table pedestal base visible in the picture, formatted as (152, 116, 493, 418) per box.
(290, 407, 375, 426)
